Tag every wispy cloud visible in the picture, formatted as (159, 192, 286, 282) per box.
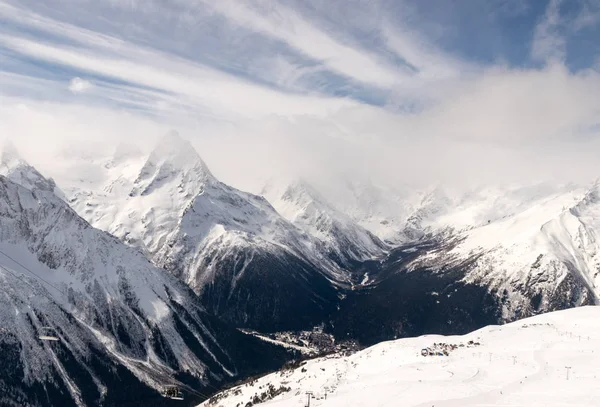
(0, 2, 363, 119)
(68, 77, 92, 93)
(0, 0, 482, 111)
(574, 0, 600, 30)
(531, 0, 568, 64)
(532, 0, 600, 65)
(0, 0, 599, 191)
(204, 1, 408, 88)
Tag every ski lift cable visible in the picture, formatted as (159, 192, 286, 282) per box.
(0, 262, 39, 292)
(170, 366, 240, 398)
(0, 248, 67, 296)
(163, 376, 223, 401)
(0, 256, 63, 342)
(0, 249, 221, 401)
(184, 374, 231, 396)
(171, 380, 212, 400)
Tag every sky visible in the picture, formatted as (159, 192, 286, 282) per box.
(1, 0, 600, 190)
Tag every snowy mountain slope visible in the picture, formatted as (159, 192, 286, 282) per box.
(0, 167, 294, 406)
(52, 134, 346, 331)
(380, 183, 599, 329)
(316, 180, 599, 330)
(325, 183, 599, 346)
(153, 177, 343, 331)
(260, 179, 388, 268)
(541, 183, 600, 294)
(420, 182, 583, 234)
(451, 184, 598, 308)
(22, 133, 600, 348)
(66, 132, 205, 257)
(200, 306, 600, 407)
(402, 185, 455, 240)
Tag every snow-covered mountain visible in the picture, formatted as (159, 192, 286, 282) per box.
(0, 155, 294, 406)
(260, 179, 388, 269)
(401, 185, 455, 240)
(412, 182, 600, 317)
(59, 133, 346, 331)
(200, 306, 600, 407)
(66, 132, 206, 257)
(0, 141, 65, 199)
(153, 175, 345, 331)
(326, 181, 600, 345)
(17, 132, 600, 349)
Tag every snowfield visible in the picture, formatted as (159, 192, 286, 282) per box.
(201, 306, 600, 407)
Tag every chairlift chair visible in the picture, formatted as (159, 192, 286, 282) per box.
(39, 327, 59, 341)
(162, 386, 184, 401)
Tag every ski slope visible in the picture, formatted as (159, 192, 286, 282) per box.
(201, 306, 600, 407)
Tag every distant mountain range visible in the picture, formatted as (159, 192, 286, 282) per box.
(55, 134, 598, 337)
(2, 133, 600, 405)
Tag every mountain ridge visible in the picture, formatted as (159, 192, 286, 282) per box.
(259, 178, 388, 269)
(55, 134, 356, 331)
(0, 158, 295, 407)
(17, 135, 600, 346)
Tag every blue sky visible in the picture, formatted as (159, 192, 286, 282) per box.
(2, 0, 598, 112)
(0, 0, 599, 187)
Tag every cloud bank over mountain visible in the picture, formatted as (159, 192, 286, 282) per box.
(1, 0, 599, 191)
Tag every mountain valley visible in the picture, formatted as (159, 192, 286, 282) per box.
(2, 135, 600, 406)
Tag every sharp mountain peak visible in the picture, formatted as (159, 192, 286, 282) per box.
(131, 132, 214, 197)
(0, 141, 63, 197)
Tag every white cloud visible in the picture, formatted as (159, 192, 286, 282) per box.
(68, 77, 92, 93)
(531, 0, 600, 65)
(0, 3, 361, 119)
(201, 1, 408, 87)
(1, 0, 600, 194)
(531, 0, 566, 64)
(4, 61, 600, 192)
(0, 0, 413, 93)
(0, 32, 355, 120)
(573, 0, 600, 30)
(419, 64, 600, 143)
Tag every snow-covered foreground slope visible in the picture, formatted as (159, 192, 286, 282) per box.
(201, 306, 600, 407)
(0, 165, 294, 406)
